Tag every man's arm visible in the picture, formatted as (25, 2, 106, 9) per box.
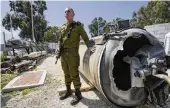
(79, 23, 90, 48)
(55, 28, 62, 64)
(56, 27, 62, 52)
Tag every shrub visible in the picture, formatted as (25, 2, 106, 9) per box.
(0, 52, 7, 62)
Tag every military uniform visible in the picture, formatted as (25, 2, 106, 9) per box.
(58, 21, 89, 89)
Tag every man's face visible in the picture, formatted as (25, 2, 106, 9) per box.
(65, 8, 74, 22)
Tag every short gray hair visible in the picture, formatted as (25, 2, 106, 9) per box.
(65, 7, 75, 16)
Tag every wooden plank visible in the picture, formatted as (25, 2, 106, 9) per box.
(15, 60, 33, 68)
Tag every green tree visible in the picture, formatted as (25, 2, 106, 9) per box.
(2, 1, 48, 43)
(113, 18, 123, 23)
(111, 18, 124, 31)
(88, 17, 108, 37)
(44, 26, 60, 42)
(131, 1, 170, 28)
(130, 11, 138, 27)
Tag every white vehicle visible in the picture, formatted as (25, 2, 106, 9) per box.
(164, 32, 170, 67)
(164, 32, 170, 56)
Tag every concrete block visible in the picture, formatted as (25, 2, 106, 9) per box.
(2, 70, 47, 92)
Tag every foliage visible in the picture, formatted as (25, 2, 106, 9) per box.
(22, 88, 32, 95)
(112, 18, 124, 24)
(0, 52, 7, 62)
(44, 26, 60, 42)
(110, 18, 124, 32)
(1, 73, 18, 89)
(2, 1, 48, 43)
(88, 17, 109, 37)
(88, 1, 170, 35)
(130, 1, 170, 28)
(10, 91, 17, 96)
(88, 17, 126, 37)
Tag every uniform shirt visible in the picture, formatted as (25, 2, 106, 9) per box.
(58, 21, 89, 49)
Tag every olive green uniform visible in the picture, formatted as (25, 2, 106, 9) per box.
(58, 21, 89, 89)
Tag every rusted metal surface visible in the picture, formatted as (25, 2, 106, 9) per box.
(79, 28, 170, 107)
(79, 44, 105, 91)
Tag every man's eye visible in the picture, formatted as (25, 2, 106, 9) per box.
(65, 10, 70, 13)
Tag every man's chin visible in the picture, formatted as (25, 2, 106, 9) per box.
(65, 18, 69, 21)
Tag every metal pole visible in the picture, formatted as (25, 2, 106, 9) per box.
(10, 14, 14, 39)
(31, 0, 35, 42)
(14, 0, 16, 11)
(3, 32, 7, 53)
(98, 17, 99, 36)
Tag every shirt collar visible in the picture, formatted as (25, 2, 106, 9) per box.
(66, 20, 76, 26)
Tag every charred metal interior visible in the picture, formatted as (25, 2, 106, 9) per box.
(113, 35, 151, 91)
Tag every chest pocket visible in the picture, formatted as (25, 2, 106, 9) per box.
(69, 27, 79, 40)
(61, 27, 67, 38)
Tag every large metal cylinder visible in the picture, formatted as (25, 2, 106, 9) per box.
(79, 28, 167, 107)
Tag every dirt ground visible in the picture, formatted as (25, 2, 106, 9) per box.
(1, 56, 170, 108)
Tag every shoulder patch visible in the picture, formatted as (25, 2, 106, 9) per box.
(60, 24, 67, 29)
(62, 23, 66, 26)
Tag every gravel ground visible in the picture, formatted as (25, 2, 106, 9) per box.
(1, 56, 170, 108)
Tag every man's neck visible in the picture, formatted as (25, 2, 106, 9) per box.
(67, 20, 74, 24)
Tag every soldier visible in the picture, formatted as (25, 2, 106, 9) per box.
(56, 7, 95, 105)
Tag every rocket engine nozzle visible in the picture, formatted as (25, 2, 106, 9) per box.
(79, 28, 170, 107)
